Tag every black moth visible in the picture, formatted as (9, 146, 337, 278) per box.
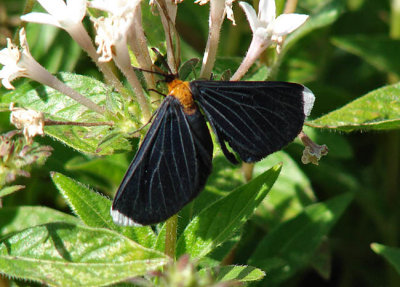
(111, 76, 314, 226)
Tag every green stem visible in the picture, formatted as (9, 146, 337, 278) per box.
(165, 214, 178, 259)
(242, 162, 254, 182)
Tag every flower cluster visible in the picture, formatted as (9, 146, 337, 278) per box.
(1, 0, 309, 109)
(232, 0, 309, 80)
(0, 0, 325, 183)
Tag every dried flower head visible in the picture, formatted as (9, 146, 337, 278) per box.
(299, 131, 328, 165)
(10, 103, 45, 143)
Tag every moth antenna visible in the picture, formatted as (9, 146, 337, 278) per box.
(151, 99, 162, 105)
(132, 66, 167, 77)
(148, 88, 167, 98)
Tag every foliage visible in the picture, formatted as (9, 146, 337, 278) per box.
(0, 0, 400, 286)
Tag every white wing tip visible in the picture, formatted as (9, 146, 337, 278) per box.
(302, 86, 315, 117)
(110, 208, 143, 227)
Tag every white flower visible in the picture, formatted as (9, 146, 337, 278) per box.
(20, 0, 127, 95)
(0, 39, 27, 89)
(0, 29, 39, 89)
(92, 16, 133, 62)
(0, 29, 105, 115)
(10, 103, 45, 143)
(231, 0, 308, 80)
(239, 0, 308, 48)
(20, 0, 87, 30)
(90, 0, 142, 62)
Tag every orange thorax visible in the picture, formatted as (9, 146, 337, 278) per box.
(167, 79, 196, 114)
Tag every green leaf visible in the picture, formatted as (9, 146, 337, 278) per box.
(371, 243, 400, 274)
(51, 172, 156, 248)
(179, 58, 200, 81)
(65, 154, 129, 190)
(202, 235, 240, 266)
(0, 206, 79, 237)
(1, 73, 131, 155)
(153, 223, 167, 252)
(253, 151, 316, 228)
(199, 265, 265, 283)
(308, 83, 400, 131)
(0, 223, 167, 287)
(0, 185, 24, 198)
(249, 192, 353, 285)
(179, 154, 244, 229)
(176, 164, 282, 259)
(332, 35, 400, 77)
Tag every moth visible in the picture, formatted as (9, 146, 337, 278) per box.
(111, 73, 314, 226)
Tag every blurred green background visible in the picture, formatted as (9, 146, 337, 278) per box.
(1, 0, 400, 286)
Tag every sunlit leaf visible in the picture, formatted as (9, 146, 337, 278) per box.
(0, 206, 79, 237)
(51, 172, 156, 247)
(309, 83, 400, 131)
(176, 164, 282, 259)
(1, 73, 131, 155)
(0, 185, 24, 198)
(0, 223, 167, 286)
(199, 265, 265, 283)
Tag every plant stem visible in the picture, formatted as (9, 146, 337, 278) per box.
(165, 214, 178, 259)
(283, 0, 298, 14)
(66, 23, 128, 97)
(157, 0, 179, 74)
(26, 58, 105, 115)
(111, 41, 152, 121)
(44, 120, 114, 126)
(242, 162, 254, 182)
(200, 0, 225, 79)
(129, 5, 159, 102)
